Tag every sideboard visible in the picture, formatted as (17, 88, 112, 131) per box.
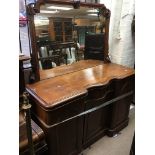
(26, 60, 135, 155)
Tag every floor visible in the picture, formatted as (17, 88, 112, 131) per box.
(81, 106, 135, 155)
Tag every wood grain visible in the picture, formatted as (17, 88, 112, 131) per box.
(40, 60, 104, 80)
(27, 60, 134, 109)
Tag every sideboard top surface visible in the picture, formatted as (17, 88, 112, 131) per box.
(26, 60, 134, 109)
(40, 60, 104, 80)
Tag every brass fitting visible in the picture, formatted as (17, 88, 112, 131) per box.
(22, 92, 31, 110)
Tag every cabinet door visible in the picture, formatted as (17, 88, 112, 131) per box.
(36, 97, 86, 155)
(83, 105, 110, 148)
(83, 84, 113, 148)
(108, 96, 132, 131)
(64, 21, 73, 42)
(107, 75, 135, 137)
(46, 116, 84, 155)
(53, 21, 63, 42)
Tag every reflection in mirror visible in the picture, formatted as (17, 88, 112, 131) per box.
(34, 4, 104, 70)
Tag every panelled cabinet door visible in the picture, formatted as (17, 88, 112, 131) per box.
(30, 95, 86, 155)
(107, 75, 135, 137)
(83, 106, 110, 148)
(46, 117, 84, 155)
(83, 84, 113, 148)
(49, 18, 73, 42)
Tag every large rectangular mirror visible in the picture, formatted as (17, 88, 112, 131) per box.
(34, 4, 104, 69)
(26, 0, 110, 81)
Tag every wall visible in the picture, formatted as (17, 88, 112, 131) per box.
(19, 0, 31, 56)
(100, 0, 135, 68)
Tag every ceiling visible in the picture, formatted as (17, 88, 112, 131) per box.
(35, 4, 99, 20)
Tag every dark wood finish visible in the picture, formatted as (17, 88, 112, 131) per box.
(83, 74, 134, 146)
(30, 95, 86, 155)
(98, 6, 111, 62)
(19, 55, 31, 95)
(19, 111, 48, 155)
(26, 0, 111, 81)
(104, 15, 111, 63)
(26, 60, 134, 155)
(27, 14, 40, 81)
(107, 75, 135, 136)
(83, 84, 113, 148)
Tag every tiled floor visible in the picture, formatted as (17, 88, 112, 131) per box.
(81, 107, 135, 155)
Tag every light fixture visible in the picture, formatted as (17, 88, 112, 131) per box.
(40, 10, 59, 14)
(47, 6, 72, 10)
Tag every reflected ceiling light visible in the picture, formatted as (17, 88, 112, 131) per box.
(34, 15, 49, 20)
(40, 10, 59, 14)
(47, 6, 72, 10)
(88, 14, 98, 16)
(34, 19, 49, 26)
(87, 9, 98, 13)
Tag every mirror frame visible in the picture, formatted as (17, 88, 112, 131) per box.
(26, 0, 111, 82)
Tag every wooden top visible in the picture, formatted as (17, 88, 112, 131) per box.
(19, 55, 31, 62)
(27, 60, 134, 110)
(40, 60, 104, 80)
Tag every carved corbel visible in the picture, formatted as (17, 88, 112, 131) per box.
(98, 6, 110, 19)
(73, 0, 80, 9)
(98, 6, 110, 29)
(98, 6, 111, 63)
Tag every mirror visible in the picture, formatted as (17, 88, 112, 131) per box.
(26, 0, 110, 81)
(34, 4, 104, 70)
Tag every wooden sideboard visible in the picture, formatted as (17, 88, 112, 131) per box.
(26, 60, 135, 155)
